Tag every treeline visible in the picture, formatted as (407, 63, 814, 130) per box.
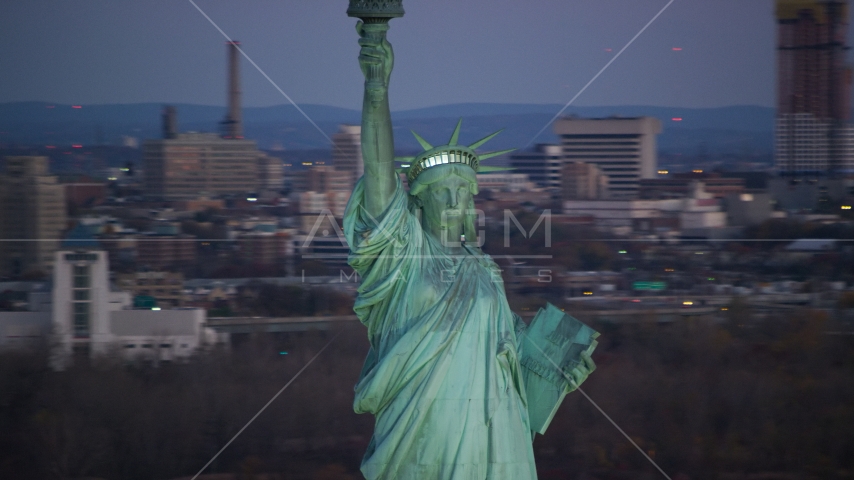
(1, 309, 853, 479)
(0, 329, 371, 480)
(211, 283, 355, 318)
(538, 308, 854, 479)
(482, 213, 622, 272)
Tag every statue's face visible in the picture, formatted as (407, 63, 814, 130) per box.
(419, 174, 474, 232)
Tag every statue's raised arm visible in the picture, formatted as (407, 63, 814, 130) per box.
(356, 21, 396, 218)
(344, 5, 601, 479)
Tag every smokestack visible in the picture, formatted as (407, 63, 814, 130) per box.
(162, 105, 177, 139)
(221, 40, 243, 139)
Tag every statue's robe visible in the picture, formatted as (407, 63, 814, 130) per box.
(345, 177, 538, 480)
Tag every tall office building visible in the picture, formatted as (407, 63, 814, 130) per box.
(0, 156, 67, 277)
(331, 125, 363, 185)
(510, 144, 563, 188)
(776, 0, 853, 174)
(554, 117, 662, 199)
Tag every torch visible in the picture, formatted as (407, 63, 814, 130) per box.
(347, 0, 404, 96)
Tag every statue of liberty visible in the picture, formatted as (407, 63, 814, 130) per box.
(343, 6, 596, 479)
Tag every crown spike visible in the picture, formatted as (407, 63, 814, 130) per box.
(478, 148, 516, 161)
(468, 129, 504, 150)
(411, 131, 433, 150)
(449, 118, 463, 146)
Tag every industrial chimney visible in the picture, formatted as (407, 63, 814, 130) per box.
(221, 40, 243, 139)
(162, 105, 177, 139)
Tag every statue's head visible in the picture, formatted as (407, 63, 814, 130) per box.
(410, 164, 478, 231)
(399, 120, 514, 235)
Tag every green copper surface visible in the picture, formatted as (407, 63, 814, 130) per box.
(347, 0, 404, 20)
(346, 12, 596, 479)
(521, 304, 599, 434)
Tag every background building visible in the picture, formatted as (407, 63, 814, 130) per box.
(136, 223, 197, 271)
(562, 162, 607, 200)
(0, 156, 67, 278)
(510, 144, 563, 189)
(143, 41, 266, 199)
(50, 235, 209, 368)
(115, 271, 185, 308)
(775, 0, 852, 175)
(554, 116, 662, 199)
(257, 154, 284, 193)
(639, 173, 746, 199)
(143, 128, 262, 200)
(297, 191, 351, 233)
(475, 172, 535, 193)
(331, 125, 363, 186)
(291, 166, 354, 194)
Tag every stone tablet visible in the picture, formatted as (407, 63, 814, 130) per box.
(520, 303, 599, 434)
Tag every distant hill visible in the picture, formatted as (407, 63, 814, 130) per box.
(0, 102, 361, 124)
(0, 101, 774, 155)
(395, 103, 775, 132)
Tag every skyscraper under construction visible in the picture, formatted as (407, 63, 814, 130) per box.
(775, 0, 853, 175)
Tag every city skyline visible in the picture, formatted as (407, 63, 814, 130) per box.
(3, 1, 852, 111)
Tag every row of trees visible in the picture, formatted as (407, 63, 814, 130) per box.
(1, 307, 853, 479)
(208, 283, 355, 318)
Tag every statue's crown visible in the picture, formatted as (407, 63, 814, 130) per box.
(397, 119, 515, 185)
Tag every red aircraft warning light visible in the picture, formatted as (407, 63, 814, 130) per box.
(72, 105, 82, 109)
(672, 47, 682, 51)
(672, 117, 683, 122)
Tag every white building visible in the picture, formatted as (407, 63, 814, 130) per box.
(562, 199, 672, 230)
(679, 182, 727, 230)
(109, 309, 207, 363)
(46, 233, 213, 368)
(554, 116, 662, 199)
(563, 181, 727, 235)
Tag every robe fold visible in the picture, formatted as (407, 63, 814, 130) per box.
(344, 177, 537, 480)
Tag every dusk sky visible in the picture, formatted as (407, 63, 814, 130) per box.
(1, 0, 852, 111)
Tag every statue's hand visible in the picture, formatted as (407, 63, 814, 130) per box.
(566, 352, 596, 393)
(357, 21, 394, 92)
